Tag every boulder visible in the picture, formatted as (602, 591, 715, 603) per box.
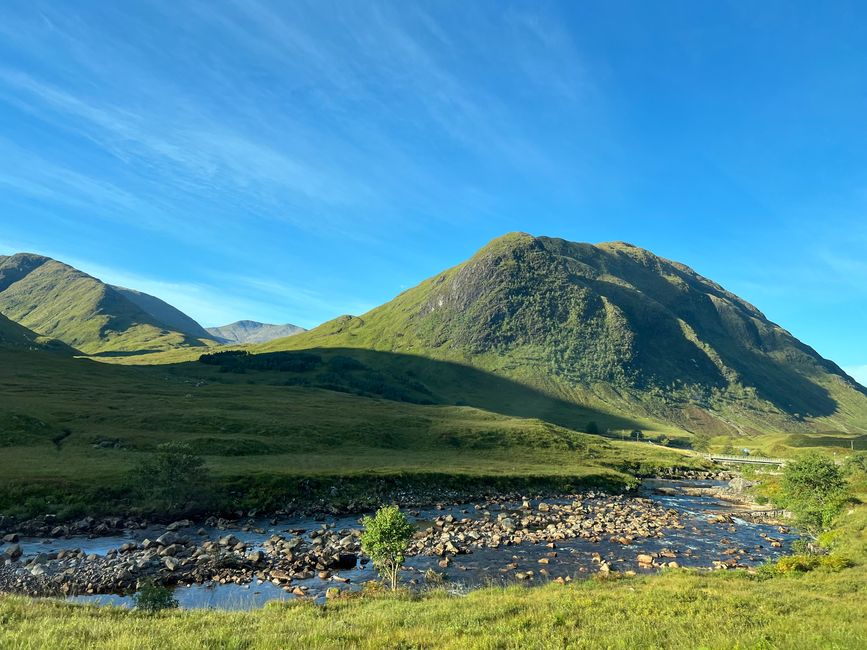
(3, 544, 23, 561)
(218, 535, 242, 548)
(728, 477, 754, 495)
(160, 544, 183, 557)
(156, 532, 183, 547)
(327, 553, 357, 570)
(73, 517, 95, 531)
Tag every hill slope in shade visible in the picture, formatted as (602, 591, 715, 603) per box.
(206, 320, 306, 344)
(259, 232, 867, 436)
(0, 312, 76, 353)
(0, 253, 215, 355)
(112, 286, 212, 340)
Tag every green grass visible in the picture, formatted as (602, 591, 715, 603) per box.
(2, 504, 864, 649)
(0, 348, 698, 520)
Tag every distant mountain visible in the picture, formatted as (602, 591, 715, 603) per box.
(260, 232, 867, 436)
(207, 320, 306, 344)
(0, 253, 215, 355)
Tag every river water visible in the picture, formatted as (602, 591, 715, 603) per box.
(12, 479, 796, 610)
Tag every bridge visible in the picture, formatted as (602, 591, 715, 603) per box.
(706, 454, 786, 467)
(731, 507, 790, 520)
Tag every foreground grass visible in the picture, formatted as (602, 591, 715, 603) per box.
(1, 566, 864, 649)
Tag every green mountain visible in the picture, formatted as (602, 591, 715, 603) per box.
(206, 320, 306, 344)
(0, 253, 215, 355)
(258, 233, 867, 437)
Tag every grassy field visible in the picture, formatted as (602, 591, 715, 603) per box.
(1, 498, 864, 649)
(0, 348, 700, 520)
(5, 342, 867, 521)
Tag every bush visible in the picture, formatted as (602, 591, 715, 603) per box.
(842, 452, 867, 477)
(772, 554, 853, 575)
(360, 505, 415, 591)
(775, 555, 819, 573)
(133, 580, 178, 614)
(129, 442, 210, 513)
(779, 453, 848, 537)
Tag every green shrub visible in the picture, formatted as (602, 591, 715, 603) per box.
(774, 555, 819, 573)
(779, 453, 848, 537)
(133, 580, 178, 614)
(771, 554, 853, 575)
(361, 505, 415, 591)
(790, 539, 812, 555)
(817, 554, 853, 571)
(842, 452, 867, 477)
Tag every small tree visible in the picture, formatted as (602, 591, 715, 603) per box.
(131, 442, 209, 513)
(133, 579, 178, 614)
(585, 421, 599, 435)
(780, 453, 848, 538)
(360, 505, 414, 591)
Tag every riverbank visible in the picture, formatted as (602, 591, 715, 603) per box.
(2, 479, 864, 649)
(0, 477, 792, 607)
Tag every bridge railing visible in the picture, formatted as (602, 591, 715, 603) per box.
(706, 454, 786, 465)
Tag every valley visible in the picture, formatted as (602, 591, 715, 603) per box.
(0, 234, 865, 649)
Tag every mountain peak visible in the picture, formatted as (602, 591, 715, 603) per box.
(206, 321, 306, 344)
(0, 253, 214, 354)
(262, 233, 867, 435)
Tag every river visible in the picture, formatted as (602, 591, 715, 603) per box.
(4, 479, 796, 610)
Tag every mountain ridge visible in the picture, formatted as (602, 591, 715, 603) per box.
(0, 253, 216, 355)
(256, 232, 867, 436)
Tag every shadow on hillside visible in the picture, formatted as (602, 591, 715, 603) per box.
(180, 347, 647, 436)
(589, 280, 845, 418)
(89, 348, 167, 358)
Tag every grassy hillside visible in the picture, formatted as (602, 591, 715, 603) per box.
(111, 286, 212, 340)
(0, 312, 76, 353)
(0, 347, 699, 520)
(0, 253, 215, 355)
(258, 233, 867, 438)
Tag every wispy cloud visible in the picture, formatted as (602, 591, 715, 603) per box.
(0, 1, 599, 325)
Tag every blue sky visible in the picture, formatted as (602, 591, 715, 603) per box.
(0, 1, 865, 383)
